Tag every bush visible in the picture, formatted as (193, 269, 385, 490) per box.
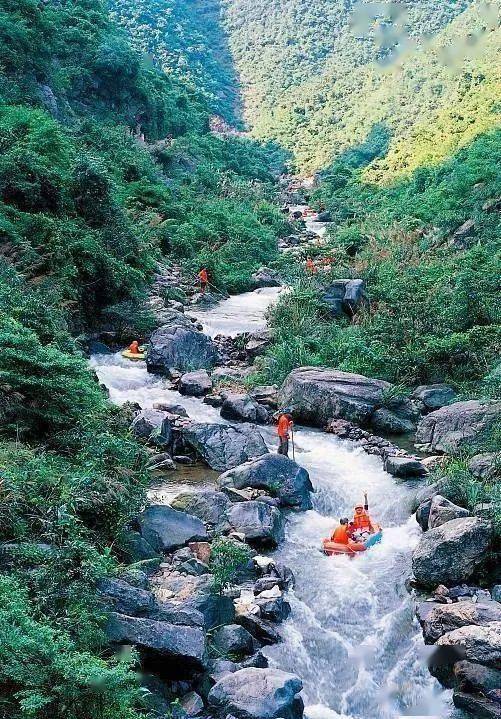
(209, 538, 252, 594)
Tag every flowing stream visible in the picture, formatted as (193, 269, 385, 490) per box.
(91, 285, 458, 719)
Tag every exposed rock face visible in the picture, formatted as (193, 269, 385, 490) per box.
(422, 602, 501, 643)
(415, 400, 501, 453)
(220, 394, 269, 424)
(182, 423, 268, 471)
(212, 624, 254, 657)
(248, 385, 278, 409)
(147, 452, 176, 474)
(179, 370, 213, 397)
(454, 660, 501, 695)
(435, 622, 501, 667)
(147, 314, 218, 374)
(384, 455, 426, 478)
(245, 330, 272, 358)
(170, 491, 231, 533)
(428, 495, 469, 529)
(279, 367, 394, 427)
(105, 613, 207, 673)
(227, 501, 284, 547)
(236, 613, 280, 645)
(251, 267, 281, 288)
(469, 453, 500, 481)
(412, 517, 492, 587)
(416, 499, 432, 531)
(138, 505, 208, 553)
(412, 384, 457, 412)
(371, 406, 416, 434)
(453, 691, 501, 719)
(219, 454, 313, 511)
(208, 667, 303, 719)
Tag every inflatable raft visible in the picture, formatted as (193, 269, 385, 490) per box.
(322, 525, 382, 557)
(121, 349, 146, 361)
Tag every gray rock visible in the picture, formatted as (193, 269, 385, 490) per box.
(245, 330, 272, 358)
(248, 385, 278, 409)
(179, 370, 213, 397)
(131, 410, 172, 448)
(105, 613, 207, 672)
(255, 595, 291, 623)
(219, 454, 313, 511)
(120, 531, 161, 562)
(236, 613, 281, 645)
(436, 621, 501, 667)
(279, 367, 394, 426)
(492, 585, 501, 603)
(147, 314, 218, 374)
(469, 453, 500, 481)
(220, 394, 269, 424)
(321, 279, 365, 318)
(428, 495, 469, 529)
(371, 408, 416, 434)
(412, 384, 457, 412)
(212, 625, 254, 657)
(412, 517, 492, 587)
(97, 578, 155, 617)
(415, 400, 501, 453)
(251, 267, 281, 288)
(454, 660, 501, 695)
(253, 577, 282, 595)
(453, 691, 501, 719)
(139, 505, 208, 553)
(228, 501, 284, 547)
(317, 210, 332, 222)
(416, 499, 433, 531)
(384, 455, 427, 478)
(154, 601, 205, 627)
(212, 366, 253, 383)
(182, 423, 268, 471)
(153, 402, 189, 417)
(422, 602, 501, 643)
(208, 667, 303, 719)
(452, 218, 476, 246)
(180, 691, 204, 717)
(185, 591, 236, 631)
(146, 452, 176, 473)
(411, 479, 448, 513)
(170, 491, 231, 533)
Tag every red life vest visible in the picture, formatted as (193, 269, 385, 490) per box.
(352, 510, 371, 530)
(331, 525, 349, 545)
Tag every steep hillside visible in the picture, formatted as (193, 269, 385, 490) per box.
(222, 0, 499, 176)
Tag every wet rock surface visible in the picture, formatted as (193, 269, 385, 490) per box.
(147, 314, 218, 374)
(182, 422, 268, 471)
(220, 393, 269, 424)
(138, 505, 208, 553)
(415, 400, 501, 453)
(227, 501, 284, 547)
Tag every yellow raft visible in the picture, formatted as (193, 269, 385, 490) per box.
(121, 349, 146, 361)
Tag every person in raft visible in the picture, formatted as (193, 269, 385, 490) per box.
(351, 492, 375, 542)
(329, 517, 351, 545)
(198, 267, 208, 294)
(128, 340, 141, 355)
(276, 410, 293, 457)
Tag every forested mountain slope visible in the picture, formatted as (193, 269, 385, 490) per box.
(222, 0, 499, 176)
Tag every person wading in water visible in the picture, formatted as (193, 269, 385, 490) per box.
(276, 410, 293, 457)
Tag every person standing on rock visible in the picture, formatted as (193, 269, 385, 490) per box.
(276, 410, 293, 457)
(198, 267, 208, 294)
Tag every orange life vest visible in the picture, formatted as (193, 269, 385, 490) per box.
(331, 525, 349, 545)
(352, 510, 372, 530)
(199, 269, 208, 283)
(129, 341, 140, 354)
(277, 415, 291, 439)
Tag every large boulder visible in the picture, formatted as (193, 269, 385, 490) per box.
(371, 406, 417, 434)
(208, 667, 303, 719)
(147, 314, 218, 374)
(384, 455, 427, 478)
(415, 400, 501, 453)
(179, 370, 212, 397)
(227, 501, 284, 547)
(415, 498, 433, 531)
(279, 367, 395, 427)
(212, 625, 254, 657)
(105, 613, 207, 674)
(138, 505, 208, 553)
(469, 453, 500, 481)
(321, 279, 365, 318)
(422, 602, 501, 643)
(453, 691, 501, 719)
(454, 660, 501, 695)
(220, 394, 269, 424)
(182, 423, 268, 472)
(412, 517, 492, 587)
(97, 578, 156, 617)
(412, 384, 457, 412)
(435, 622, 501, 667)
(428, 495, 469, 529)
(251, 267, 281, 288)
(219, 454, 313, 511)
(248, 385, 278, 409)
(131, 410, 172, 448)
(245, 330, 272, 358)
(170, 491, 231, 533)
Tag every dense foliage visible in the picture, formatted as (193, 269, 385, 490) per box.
(0, 0, 284, 716)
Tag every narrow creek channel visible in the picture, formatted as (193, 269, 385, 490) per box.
(91, 285, 460, 719)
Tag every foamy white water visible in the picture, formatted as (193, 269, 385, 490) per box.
(192, 286, 283, 337)
(91, 281, 457, 719)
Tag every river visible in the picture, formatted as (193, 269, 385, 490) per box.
(91, 287, 459, 719)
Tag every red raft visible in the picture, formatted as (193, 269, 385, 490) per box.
(322, 524, 382, 556)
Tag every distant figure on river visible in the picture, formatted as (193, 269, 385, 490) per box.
(276, 410, 293, 457)
(198, 267, 208, 294)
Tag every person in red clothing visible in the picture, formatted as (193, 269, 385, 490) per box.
(276, 410, 293, 457)
(128, 340, 140, 355)
(198, 268, 208, 294)
(305, 256, 317, 274)
(352, 493, 374, 539)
